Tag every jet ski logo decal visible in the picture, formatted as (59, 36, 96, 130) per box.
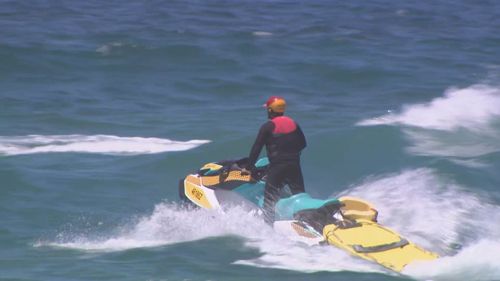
(192, 188, 203, 200)
(184, 177, 213, 209)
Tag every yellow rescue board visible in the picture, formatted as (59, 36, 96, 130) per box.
(323, 219, 438, 272)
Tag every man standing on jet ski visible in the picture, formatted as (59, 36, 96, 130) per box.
(245, 96, 307, 224)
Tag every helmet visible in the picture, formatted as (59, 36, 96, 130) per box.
(263, 96, 286, 113)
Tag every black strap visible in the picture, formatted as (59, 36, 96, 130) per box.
(352, 239, 409, 253)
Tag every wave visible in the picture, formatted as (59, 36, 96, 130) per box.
(357, 85, 500, 159)
(36, 168, 500, 278)
(38, 201, 382, 273)
(358, 85, 500, 131)
(94, 41, 207, 60)
(0, 135, 210, 156)
(404, 240, 500, 281)
(339, 169, 500, 280)
(95, 42, 139, 56)
(252, 31, 273, 37)
(338, 169, 500, 250)
(36, 203, 271, 251)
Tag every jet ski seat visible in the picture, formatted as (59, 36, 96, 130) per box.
(275, 193, 340, 220)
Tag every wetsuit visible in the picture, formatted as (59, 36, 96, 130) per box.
(248, 115, 307, 224)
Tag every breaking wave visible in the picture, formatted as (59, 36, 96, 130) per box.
(358, 85, 500, 131)
(357, 85, 500, 160)
(0, 135, 210, 156)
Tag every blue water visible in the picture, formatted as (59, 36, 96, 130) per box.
(2, 1, 500, 280)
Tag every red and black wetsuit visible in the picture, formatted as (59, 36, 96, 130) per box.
(248, 115, 307, 224)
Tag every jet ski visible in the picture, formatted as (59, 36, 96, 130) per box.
(179, 157, 439, 272)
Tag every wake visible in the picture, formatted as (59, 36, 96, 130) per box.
(37, 168, 500, 280)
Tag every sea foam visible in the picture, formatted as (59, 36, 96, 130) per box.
(403, 240, 500, 281)
(39, 201, 382, 273)
(0, 135, 210, 156)
(357, 85, 500, 159)
(358, 85, 500, 131)
(37, 203, 270, 251)
(339, 168, 500, 280)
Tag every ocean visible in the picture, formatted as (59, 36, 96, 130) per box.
(1, 1, 500, 280)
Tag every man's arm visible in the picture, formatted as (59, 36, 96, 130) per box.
(296, 124, 307, 151)
(248, 121, 273, 168)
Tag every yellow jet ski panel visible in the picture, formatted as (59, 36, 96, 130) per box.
(339, 196, 378, 222)
(183, 175, 218, 209)
(323, 219, 438, 272)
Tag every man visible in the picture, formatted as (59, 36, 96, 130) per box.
(246, 96, 307, 225)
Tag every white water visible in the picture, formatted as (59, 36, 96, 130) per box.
(96, 42, 138, 55)
(357, 85, 500, 160)
(404, 240, 500, 281)
(358, 85, 500, 131)
(41, 201, 382, 273)
(252, 31, 273, 37)
(338, 168, 500, 281)
(338, 169, 481, 250)
(0, 135, 210, 156)
(39, 168, 500, 280)
(39, 203, 269, 251)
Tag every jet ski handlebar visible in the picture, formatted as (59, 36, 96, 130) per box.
(196, 157, 268, 182)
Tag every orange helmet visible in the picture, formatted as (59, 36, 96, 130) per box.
(263, 96, 286, 113)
